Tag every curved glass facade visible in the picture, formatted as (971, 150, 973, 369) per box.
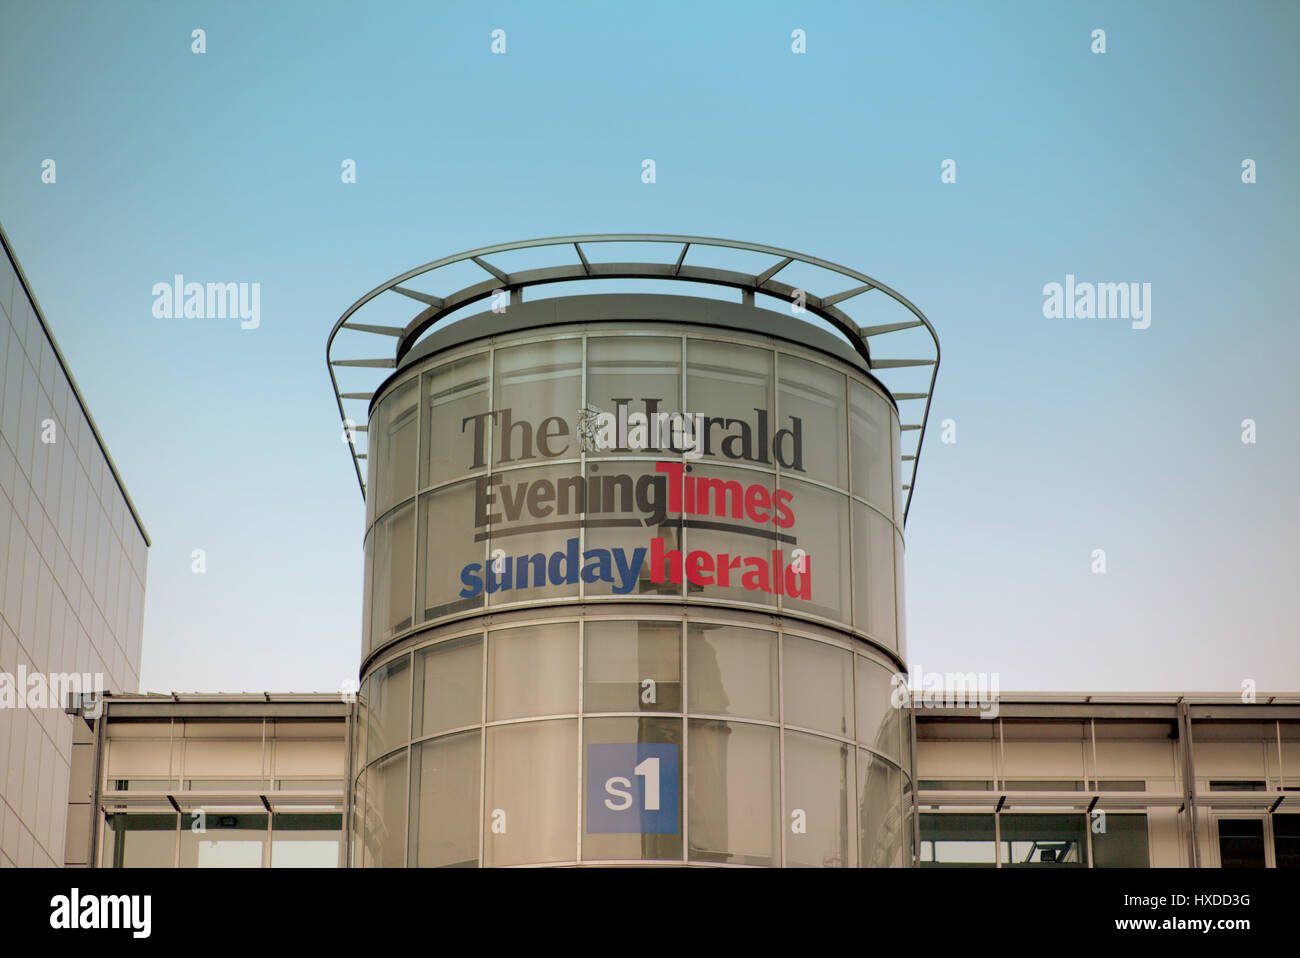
(354, 308, 911, 866)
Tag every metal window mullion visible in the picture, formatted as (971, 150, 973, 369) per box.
(478, 624, 488, 867)
(680, 617, 688, 864)
(576, 618, 584, 863)
(778, 628, 786, 868)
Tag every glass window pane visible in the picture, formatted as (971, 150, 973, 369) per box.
(410, 730, 481, 867)
(783, 636, 853, 738)
(895, 529, 906, 655)
(583, 460, 682, 597)
(365, 655, 411, 763)
(270, 813, 341, 868)
(492, 339, 581, 468)
(1093, 814, 1150, 867)
(859, 754, 903, 867)
(484, 720, 577, 866)
(785, 731, 855, 867)
(422, 352, 490, 487)
(584, 620, 681, 713)
(362, 751, 408, 868)
(1218, 818, 1266, 868)
(918, 813, 996, 866)
(583, 717, 683, 861)
(372, 378, 418, 517)
(1274, 814, 1300, 869)
(487, 624, 578, 720)
(483, 464, 582, 607)
(777, 353, 846, 489)
(105, 813, 176, 868)
(371, 502, 415, 647)
(180, 813, 268, 868)
(855, 656, 902, 761)
(418, 481, 485, 622)
(413, 636, 482, 738)
(680, 463, 777, 608)
(851, 501, 896, 646)
(779, 478, 849, 623)
(361, 530, 374, 656)
(688, 719, 778, 865)
(687, 623, 778, 721)
(849, 379, 893, 514)
(1000, 813, 1087, 867)
(685, 340, 773, 472)
(586, 337, 682, 457)
(892, 416, 903, 520)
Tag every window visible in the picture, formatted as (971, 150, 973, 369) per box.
(105, 814, 176, 868)
(486, 624, 577, 721)
(685, 339, 772, 468)
(409, 731, 481, 867)
(1218, 818, 1266, 868)
(370, 502, 415, 645)
(688, 719, 779, 865)
(785, 731, 855, 867)
(586, 337, 681, 449)
(583, 620, 681, 713)
(1093, 814, 1149, 867)
(422, 352, 489, 487)
(777, 353, 847, 489)
(491, 339, 581, 469)
(855, 657, 902, 761)
(582, 717, 683, 862)
(371, 377, 418, 518)
(483, 720, 578, 866)
(848, 379, 893, 514)
(779, 479, 850, 622)
(783, 636, 853, 738)
(919, 814, 996, 867)
(860, 754, 903, 867)
(686, 623, 778, 721)
(417, 480, 483, 622)
(271, 814, 341, 868)
(1273, 814, 1300, 869)
(852, 501, 896, 645)
(180, 813, 268, 868)
(365, 655, 411, 763)
(1000, 814, 1086, 867)
(413, 636, 482, 738)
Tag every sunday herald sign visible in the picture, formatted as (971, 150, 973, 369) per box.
(453, 399, 812, 601)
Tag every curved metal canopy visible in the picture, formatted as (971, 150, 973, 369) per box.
(327, 234, 940, 524)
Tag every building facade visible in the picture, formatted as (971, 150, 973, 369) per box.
(329, 237, 942, 867)
(0, 224, 149, 868)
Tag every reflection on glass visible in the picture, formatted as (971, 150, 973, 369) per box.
(364, 751, 408, 868)
(852, 502, 896, 646)
(1000, 814, 1086, 867)
(366, 655, 411, 763)
(484, 464, 581, 607)
(180, 813, 267, 868)
(270, 814, 341, 867)
(685, 340, 772, 467)
(784, 731, 855, 867)
(777, 353, 847, 489)
(688, 719, 779, 865)
(1093, 814, 1150, 867)
(779, 479, 849, 622)
(584, 620, 681, 712)
(105, 814, 176, 868)
(413, 636, 482, 738)
(410, 731, 481, 867)
(583, 460, 681, 597)
(681, 464, 777, 607)
(487, 624, 577, 720)
(859, 754, 902, 867)
(583, 717, 683, 861)
(855, 656, 902, 760)
(783, 636, 853, 738)
(687, 624, 778, 721)
(919, 813, 996, 866)
(484, 720, 577, 866)
(587, 337, 682, 458)
(422, 352, 490, 487)
(418, 481, 484, 622)
(492, 339, 581, 468)
(371, 378, 418, 518)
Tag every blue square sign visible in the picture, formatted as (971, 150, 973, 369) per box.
(586, 743, 680, 834)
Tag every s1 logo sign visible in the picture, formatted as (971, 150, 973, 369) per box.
(586, 744, 679, 834)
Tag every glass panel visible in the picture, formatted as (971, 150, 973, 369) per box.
(918, 813, 996, 866)
(779, 479, 849, 623)
(371, 377, 419, 517)
(270, 814, 341, 868)
(1218, 818, 1266, 868)
(487, 624, 578, 721)
(784, 731, 855, 867)
(584, 620, 681, 713)
(1274, 814, 1300, 869)
(687, 719, 779, 865)
(410, 730, 481, 867)
(363, 751, 408, 868)
(418, 481, 485, 622)
(851, 501, 895, 645)
(491, 339, 581, 469)
(584, 459, 682, 597)
(483, 720, 578, 866)
(1000, 813, 1087, 867)
(371, 502, 415, 646)
(892, 415, 903, 521)
(483, 464, 582, 606)
(849, 379, 893, 514)
(685, 339, 773, 471)
(859, 754, 903, 867)
(105, 813, 176, 868)
(777, 352, 846, 489)
(680, 463, 778, 608)
(583, 717, 683, 861)
(783, 636, 853, 738)
(855, 656, 902, 761)
(586, 337, 682, 458)
(422, 352, 490, 486)
(361, 530, 374, 656)
(184, 779, 265, 791)
(894, 529, 906, 656)
(350, 767, 365, 868)
(180, 813, 268, 868)
(686, 623, 778, 721)
(1093, 814, 1150, 867)
(413, 636, 482, 738)
(365, 655, 411, 763)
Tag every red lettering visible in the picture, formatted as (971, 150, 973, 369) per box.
(744, 483, 770, 523)
(772, 489, 795, 528)
(686, 550, 714, 586)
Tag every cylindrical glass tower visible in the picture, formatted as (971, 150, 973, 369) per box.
(328, 237, 939, 867)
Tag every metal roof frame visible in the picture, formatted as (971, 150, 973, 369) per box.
(327, 235, 940, 524)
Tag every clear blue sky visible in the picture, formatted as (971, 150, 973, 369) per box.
(1, 0, 1296, 693)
